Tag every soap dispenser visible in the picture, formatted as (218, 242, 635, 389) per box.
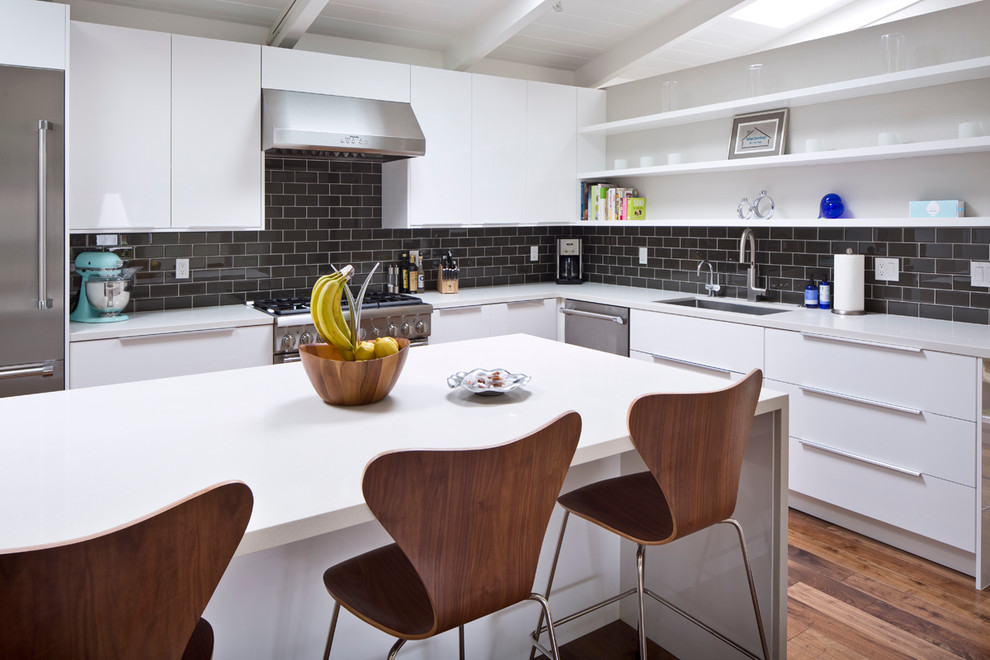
(804, 276, 819, 308)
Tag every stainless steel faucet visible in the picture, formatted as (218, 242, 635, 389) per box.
(738, 228, 767, 302)
(696, 260, 720, 297)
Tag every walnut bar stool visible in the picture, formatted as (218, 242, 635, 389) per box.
(321, 411, 582, 660)
(531, 370, 769, 660)
(0, 480, 254, 660)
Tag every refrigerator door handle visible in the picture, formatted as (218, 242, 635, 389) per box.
(38, 119, 53, 311)
(0, 360, 56, 381)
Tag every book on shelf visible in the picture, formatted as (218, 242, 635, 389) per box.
(580, 183, 642, 221)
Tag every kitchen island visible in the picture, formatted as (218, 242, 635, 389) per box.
(1, 334, 787, 659)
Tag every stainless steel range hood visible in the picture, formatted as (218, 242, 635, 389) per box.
(262, 89, 425, 160)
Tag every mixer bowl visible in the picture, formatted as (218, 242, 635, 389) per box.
(85, 276, 131, 315)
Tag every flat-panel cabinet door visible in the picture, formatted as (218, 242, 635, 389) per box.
(491, 300, 558, 340)
(172, 35, 262, 229)
(471, 74, 526, 224)
(0, 0, 66, 70)
(430, 306, 492, 344)
(261, 46, 410, 102)
(526, 81, 576, 223)
(69, 22, 171, 230)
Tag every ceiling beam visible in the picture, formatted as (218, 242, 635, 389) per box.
(443, 0, 557, 71)
(268, 0, 330, 48)
(574, 0, 750, 88)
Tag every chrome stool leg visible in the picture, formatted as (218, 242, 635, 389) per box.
(458, 624, 465, 660)
(386, 638, 406, 660)
(636, 544, 648, 660)
(322, 601, 340, 660)
(529, 510, 570, 660)
(723, 518, 770, 660)
(527, 593, 562, 660)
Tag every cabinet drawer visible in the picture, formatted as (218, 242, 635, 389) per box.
(790, 436, 975, 551)
(772, 380, 975, 486)
(765, 329, 976, 421)
(630, 309, 763, 375)
(70, 325, 272, 388)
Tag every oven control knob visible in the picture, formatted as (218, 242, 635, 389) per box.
(357, 327, 366, 341)
(415, 320, 427, 334)
(400, 322, 413, 336)
(369, 326, 380, 339)
(281, 333, 295, 350)
(298, 332, 313, 345)
(386, 323, 398, 337)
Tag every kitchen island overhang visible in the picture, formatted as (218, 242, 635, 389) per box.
(1, 334, 787, 659)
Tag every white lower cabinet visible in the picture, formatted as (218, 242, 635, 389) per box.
(629, 309, 763, 378)
(764, 328, 979, 556)
(70, 325, 272, 388)
(431, 299, 558, 344)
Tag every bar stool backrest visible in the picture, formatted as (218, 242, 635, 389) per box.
(627, 369, 763, 541)
(362, 411, 582, 636)
(0, 480, 253, 660)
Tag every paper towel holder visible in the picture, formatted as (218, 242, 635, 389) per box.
(831, 248, 867, 316)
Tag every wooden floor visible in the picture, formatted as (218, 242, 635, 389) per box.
(541, 509, 989, 659)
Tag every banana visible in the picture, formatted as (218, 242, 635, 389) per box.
(310, 273, 340, 343)
(310, 265, 356, 359)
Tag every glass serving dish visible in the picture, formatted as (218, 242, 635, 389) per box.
(447, 368, 531, 396)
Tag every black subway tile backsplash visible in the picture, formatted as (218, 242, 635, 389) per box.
(69, 155, 990, 325)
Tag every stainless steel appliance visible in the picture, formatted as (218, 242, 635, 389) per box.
(561, 300, 629, 356)
(0, 65, 64, 398)
(251, 292, 433, 363)
(556, 238, 583, 284)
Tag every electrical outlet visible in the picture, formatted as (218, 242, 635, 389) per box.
(176, 258, 190, 280)
(96, 234, 118, 246)
(875, 257, 899, 282)
(530, 246, 539, 262)
(638, 247, 648, 265)
(971, 262, 990, 288)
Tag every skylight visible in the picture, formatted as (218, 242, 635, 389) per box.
(730, 0, 848, 29)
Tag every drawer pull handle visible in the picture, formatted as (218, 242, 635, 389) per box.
(117, 327, 237, 342)
(798, 439, 922, 477)
(798, 384, 922, 415)
(800, 332, 922, 353)
(648, 353, 732, 375)
(561, 308, 626, 325)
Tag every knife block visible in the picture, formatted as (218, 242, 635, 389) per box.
(437, 272, 458, 294)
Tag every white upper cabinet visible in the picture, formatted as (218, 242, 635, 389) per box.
(171, 35, 262, 229)
(471, 73, 528, 224)
(525, 81, 577, 223)
(261, 46, 410, 102)
(69, 22, 172, 230)
(0, 0, 67, 70)
(382, 66, 472, 227)
(70, 24, 263, 231)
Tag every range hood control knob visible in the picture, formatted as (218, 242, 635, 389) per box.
(281, 333, 295, 350)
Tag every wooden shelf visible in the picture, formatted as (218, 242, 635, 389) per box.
(578, 135, 990, 179)
(577, 217, 990, 228)
(579, 56, 990, 137)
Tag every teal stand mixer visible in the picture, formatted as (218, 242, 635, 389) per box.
(70, 251, 132, 323)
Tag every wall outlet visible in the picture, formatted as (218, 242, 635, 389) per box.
(971, 261, 990, 288)
(875, 257, 898, 282)
(96, 234, 118, 246)
(530, 246, 539, 262)
(638, 247, 648, 265)
(176, 258, 190, 280)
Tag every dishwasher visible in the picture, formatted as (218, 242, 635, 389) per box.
(561, 300, 629, 356)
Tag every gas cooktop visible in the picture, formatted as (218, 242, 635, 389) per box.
(251, 292, 425, 317)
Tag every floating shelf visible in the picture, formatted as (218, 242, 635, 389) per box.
(576, 217, 990, 229)
(579, 56, 990, 136)
(578, 135, 990, 179)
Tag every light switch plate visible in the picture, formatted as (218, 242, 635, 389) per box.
(530, 246, 538, 262)
(176, 258, 190, 280)
(971, 261, 990, 288)
(875, 257, 898, 282)
(638, 247, 648, 265)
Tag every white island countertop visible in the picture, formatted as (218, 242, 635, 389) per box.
(1, 334, 785, 556)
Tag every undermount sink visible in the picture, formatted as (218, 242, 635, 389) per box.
(656, 298, 791, 316)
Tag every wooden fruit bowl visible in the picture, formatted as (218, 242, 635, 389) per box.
(299, 338, 411, 406)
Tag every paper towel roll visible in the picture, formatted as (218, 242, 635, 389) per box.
(833, 253, 865, 314)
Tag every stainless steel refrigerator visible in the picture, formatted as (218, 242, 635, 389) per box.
(0, 64, 65, 397)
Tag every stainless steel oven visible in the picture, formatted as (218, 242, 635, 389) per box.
(250, 294, 433, 364)
(561, 300, 629, 357)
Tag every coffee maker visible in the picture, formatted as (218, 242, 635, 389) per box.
(556, 238, 583, 284)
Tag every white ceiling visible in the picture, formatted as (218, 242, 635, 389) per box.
(56, 0, 980, 87)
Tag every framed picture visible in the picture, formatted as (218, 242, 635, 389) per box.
(728, 108, 789, 159)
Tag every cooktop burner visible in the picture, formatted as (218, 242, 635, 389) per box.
(251, 292, 424, 316)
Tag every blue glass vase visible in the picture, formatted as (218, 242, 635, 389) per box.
(820, 193, 844, 219)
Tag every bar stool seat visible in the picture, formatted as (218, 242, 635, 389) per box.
(557, 471, 673, 543)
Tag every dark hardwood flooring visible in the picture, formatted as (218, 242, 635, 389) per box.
(540, 508, 989, 659)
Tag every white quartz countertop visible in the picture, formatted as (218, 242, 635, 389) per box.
(69, 304, 271, 341)
(0, 334, 785, 556)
